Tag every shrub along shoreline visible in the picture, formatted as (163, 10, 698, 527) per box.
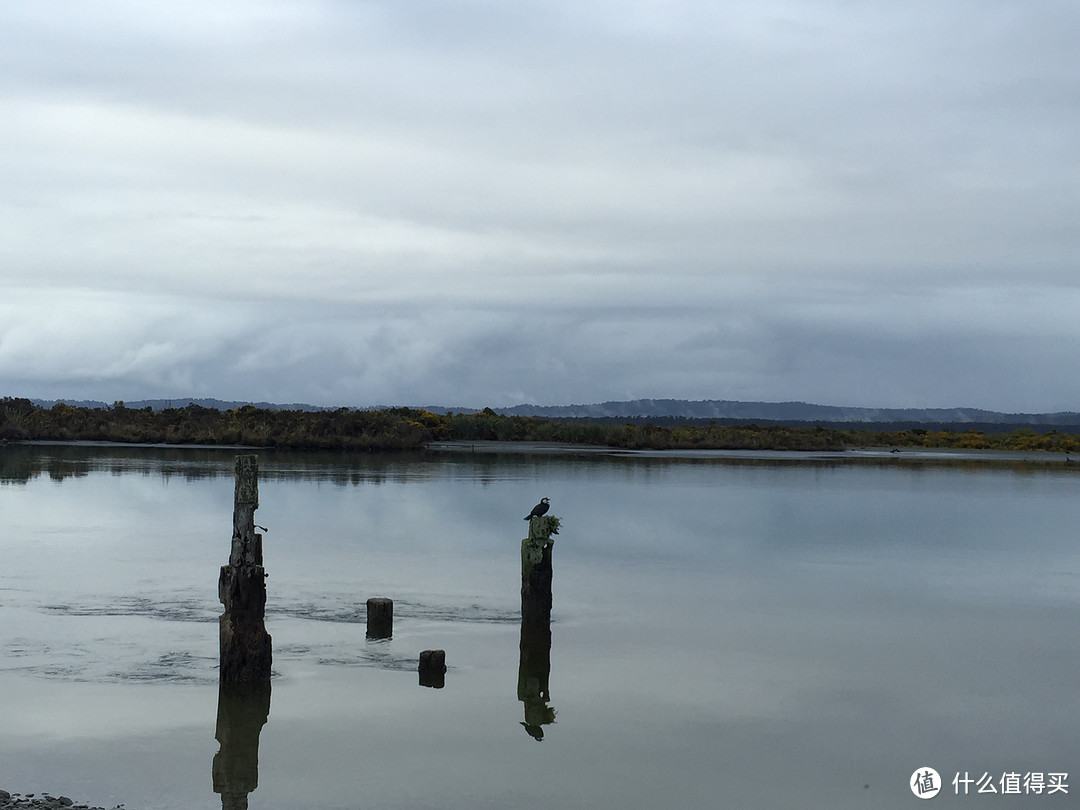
(0, 790, 123, 810)
(1, 398, 1078, 454)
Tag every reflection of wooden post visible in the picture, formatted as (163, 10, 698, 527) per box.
(219, 455, 272, 682)
(213, 680, 271, 810)
(367, 597, 393, 638)
(519, 515, 558, 739)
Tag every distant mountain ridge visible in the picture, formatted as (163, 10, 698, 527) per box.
(21, 396, 1080, 427)
(494, 398, 1080, 425)
(28, 397, 331, 412)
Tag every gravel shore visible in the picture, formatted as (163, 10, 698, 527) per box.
(0, 791, 125, 810)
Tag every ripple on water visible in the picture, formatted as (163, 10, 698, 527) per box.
(41, 595, 218, 623)
(12, 590, 515, 683)
(271, 596, 518, 625)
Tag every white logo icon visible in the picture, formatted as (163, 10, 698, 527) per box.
(911, 767, 941, 799)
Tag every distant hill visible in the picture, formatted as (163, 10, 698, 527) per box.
(28, 397, 333, 412)
(22, 396, 1080, 431)
(492, 398, 1080, 426)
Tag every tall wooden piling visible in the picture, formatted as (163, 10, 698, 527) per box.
(519, 514, 559, 739)
(219, 455, 272, 682)
(521, 515, 559, 625)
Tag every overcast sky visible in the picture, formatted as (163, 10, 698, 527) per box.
(1, 1, 1078, 412)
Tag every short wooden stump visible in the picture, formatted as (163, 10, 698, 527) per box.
(419, 649, 446, 688)
(366, 597, 393, 639)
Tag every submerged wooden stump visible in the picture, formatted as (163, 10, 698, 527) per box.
(366, 597, 393, 639)
(219, 455, 272, 682)
(419, 649, 446, 688)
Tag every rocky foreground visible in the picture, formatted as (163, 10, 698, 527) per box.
(0, 792, 125, 810)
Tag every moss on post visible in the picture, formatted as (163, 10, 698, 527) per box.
(521, 515, 560, 575)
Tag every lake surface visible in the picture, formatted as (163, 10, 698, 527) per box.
(2, 442, 1079, 808)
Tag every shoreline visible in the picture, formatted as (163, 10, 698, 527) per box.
(7, 437, 1078, 465)
(0, 792, 124, 810)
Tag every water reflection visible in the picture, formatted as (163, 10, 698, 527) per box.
(5, 442, 1080, 809)
(518, 610, 555, 740)
(0, 442, 442, 486)
(212, 680, 271, 810)
(3, 440, 1076, 489)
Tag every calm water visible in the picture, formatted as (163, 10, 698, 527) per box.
(2, 442, 1079, 808)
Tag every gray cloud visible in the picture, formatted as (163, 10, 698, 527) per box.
(1, 1, 1078, 411)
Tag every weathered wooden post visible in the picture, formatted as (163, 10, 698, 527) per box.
(366, 597, 393, 639)
(521, 515, 559, 625)
(519, 513, 559, 739)
(212, 680, 271, 810)
(419, 649, 446, 688)
(218, 455, 272, 682)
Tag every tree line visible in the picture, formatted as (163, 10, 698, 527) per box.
(1, 398, 1078, 453)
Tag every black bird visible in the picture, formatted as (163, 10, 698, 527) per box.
(524, 497, 550, 520)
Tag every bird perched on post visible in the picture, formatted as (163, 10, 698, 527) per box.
(524, 497, 550, 520)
